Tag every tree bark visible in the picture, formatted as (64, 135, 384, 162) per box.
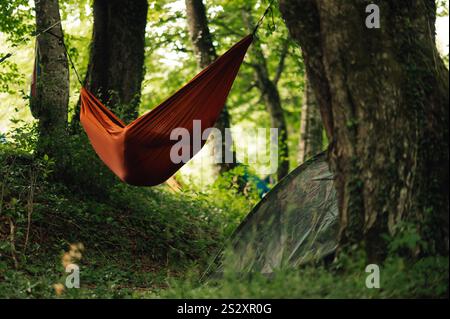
(73, 0, 148, 125)
(298, 74, 323, 163)
(33, 0, 69, 157)
(280, 0, 449, 261)
(242, 8, 290, 181)
(185, 0, 237, 174)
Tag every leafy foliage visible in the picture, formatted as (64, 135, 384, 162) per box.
(0, 0, 34, 44)
(0, 122, 252, 298)
(0, 0, 448, 299)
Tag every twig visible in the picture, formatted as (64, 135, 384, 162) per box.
(243, 60, 259, 69)
(0, 53, 12, 63)
(24, 168, 37, 253)
(212, 20, 246, 38)
(8, 217, 19, 269)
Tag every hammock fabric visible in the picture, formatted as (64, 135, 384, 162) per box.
(80, 34, 253, 186)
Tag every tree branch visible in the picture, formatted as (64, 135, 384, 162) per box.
(211, 20, 246, 38)
(273, 39, 289, 86)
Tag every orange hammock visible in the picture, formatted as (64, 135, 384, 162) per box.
(80, 35, 253, 186)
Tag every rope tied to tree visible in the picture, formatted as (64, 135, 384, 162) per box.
(1, 20, 62, 64)
(252, 0, 277, 36)
(3, 2, 276, 84)
(45, 29, 83, 86)
(32, 20, 62, 38)
(1, 19, 83, 86)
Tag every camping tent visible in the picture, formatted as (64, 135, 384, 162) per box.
(209, 152, 338, 275)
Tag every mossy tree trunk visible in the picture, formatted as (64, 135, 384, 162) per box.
(298, 73, 323, 163)
(33, 0, 69, 158)
(72, 0, 148, 126)
(185, 0, 237, 174)
(280, 0, 449, 261)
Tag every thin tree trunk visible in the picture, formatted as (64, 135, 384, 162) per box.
(185, 0, 237, 174)
(280, 0, 449, 262)
(72, 0, 147, 126)
(33, 0, 69, 158)
(298, 74, 323, 163)
(242, 8, 290, 181)
(258, 67, 290, 181)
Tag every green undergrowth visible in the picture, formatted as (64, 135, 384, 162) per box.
(0, 123, 257, 298)
(151, 253, 448, 299)
(0, 124, 448, 299)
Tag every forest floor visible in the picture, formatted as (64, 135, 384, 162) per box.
(0, 132, 448, 299)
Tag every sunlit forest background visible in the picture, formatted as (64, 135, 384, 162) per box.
(1, 0, 314, 185)
(1, 0, 448, 183)
(0, 0, 448, 298)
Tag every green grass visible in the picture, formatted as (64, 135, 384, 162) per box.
(0, 128, 256, 298)
(151, 255, 449, 299)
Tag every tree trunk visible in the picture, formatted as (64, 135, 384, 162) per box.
(280, 0, 449, 261)
(72, 0, 147, 125)
(257, 66, 290, 181)
(298, 74, 323, 163)
(242, 9, 290, 181)
(33, 0, 69, 157)
(185, 0, 237, 174)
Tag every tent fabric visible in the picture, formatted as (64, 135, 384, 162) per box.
(80, 35, 253, 186)
(209, 152, 338, 275)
